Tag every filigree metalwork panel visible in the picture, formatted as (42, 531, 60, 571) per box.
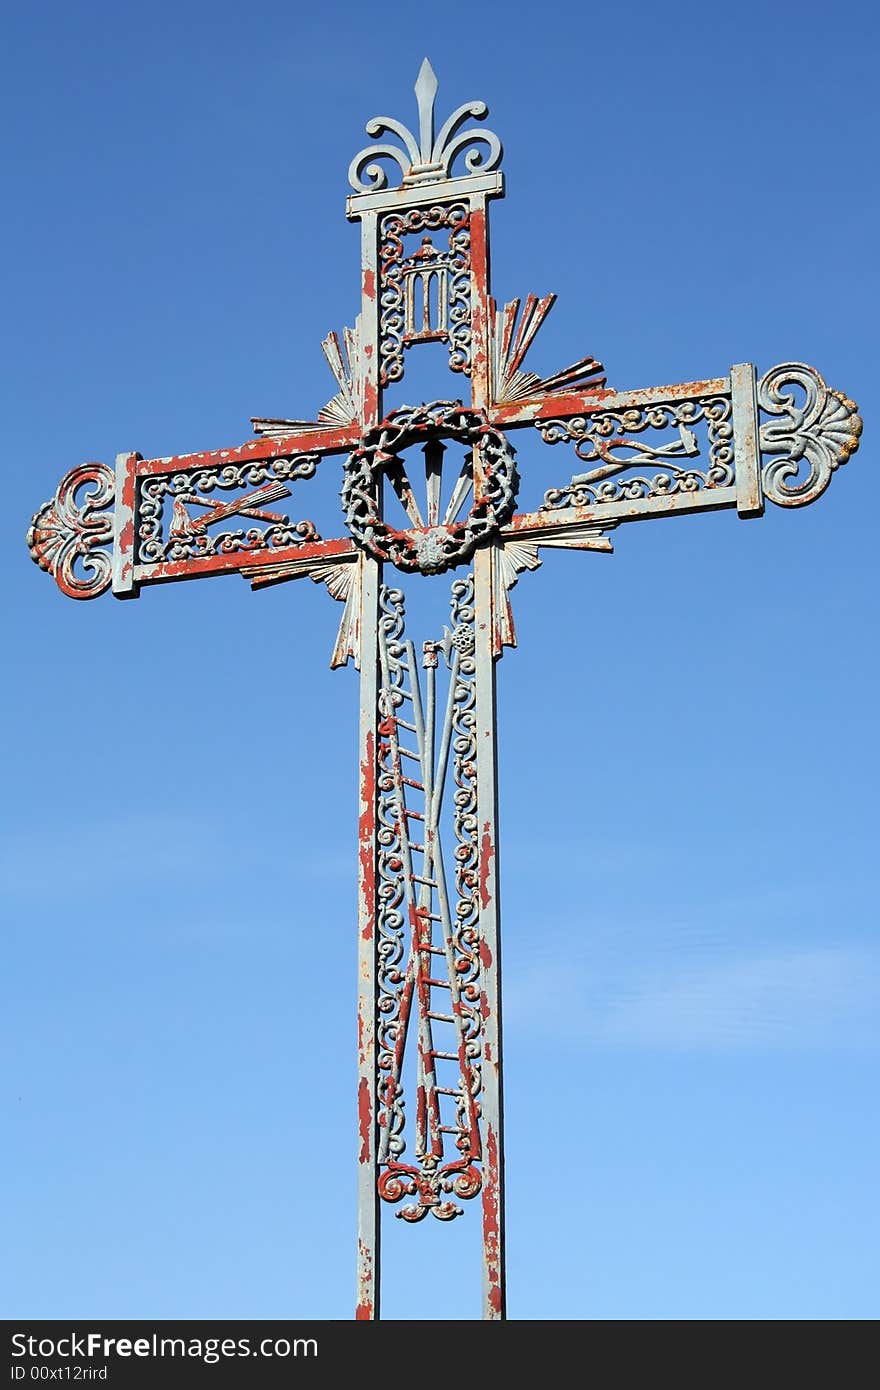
(538, 396, 734, 508)
(379, 203, 472, 384)
(374, 575, 482, 1221)
(136, 454, 323, 566)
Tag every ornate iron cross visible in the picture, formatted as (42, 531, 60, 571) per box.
(27, 61, 862, 1321)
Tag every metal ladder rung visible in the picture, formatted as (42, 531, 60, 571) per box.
(425, 978, 451, 989)
(427, 1011, 455, 1023)
(394, 716, 417, 733)
(401, 775, 424, 790)
(436, 1087, 460, 1097)
(408, 842, 425, 854)
(398, 746, 420, 761)
(431, 1050, 458, 1061)
(404, 808, 425, 821)
(412, 874, 437, 887)
(423, 944, 445, 954)
(439, 1125, 463, 1135)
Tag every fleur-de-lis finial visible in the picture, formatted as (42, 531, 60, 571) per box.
(348, 59, 502, 194)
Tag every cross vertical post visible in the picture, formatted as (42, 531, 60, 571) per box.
(473, 545, 505, 1318)
(356, 554, 381, 1320)
(27, 59, 862, 1321)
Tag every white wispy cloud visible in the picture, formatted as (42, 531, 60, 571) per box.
(504, 945, 880, 1052)
(0, 811, 352, 905)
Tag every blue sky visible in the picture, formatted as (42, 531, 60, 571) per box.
(3, 0, 878, 1320)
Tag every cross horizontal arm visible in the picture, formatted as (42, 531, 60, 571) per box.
(496, 362, 861, 543)
(28, 423, 360, 602)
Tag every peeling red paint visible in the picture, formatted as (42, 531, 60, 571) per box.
(358, 728, 375, 942)
(135, 425, 358, 479)
(358, 1075, 372, 1165)
(134, 535, 358, 588)
(479, 820, 494, 909)
(482, 1124, 504, 1316)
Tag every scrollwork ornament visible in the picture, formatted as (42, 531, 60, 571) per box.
(348, 60, 502, 193)
(375, 589, 409, 1155)
(539, 398, 734, 508)
(136, 454, 320, 565)
(759, 363, 862, 508)
(378, 1158, 482, 1222)
(27, 463, 115, 600)
(378, 204, 471, 384)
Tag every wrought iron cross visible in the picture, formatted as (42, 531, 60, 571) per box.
(27, 61, 862, 1321)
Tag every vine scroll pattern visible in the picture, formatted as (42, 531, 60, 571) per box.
(375, 575, 483, 1221)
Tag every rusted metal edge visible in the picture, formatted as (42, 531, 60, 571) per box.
(133, 536, 358, 586)
(492, 375, 731, 429)
(730, 363, 763, 518)
(134, 425, 360, 479)
(355, 561, 382, 1319)
(112, 451, 141, 600)
(347, 171, 504, 219)
(506, 487, 739, 536)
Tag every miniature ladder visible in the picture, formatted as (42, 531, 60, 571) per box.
(376, 596, 481, 1219)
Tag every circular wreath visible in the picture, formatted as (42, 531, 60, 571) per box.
(341, 401, 518, 574)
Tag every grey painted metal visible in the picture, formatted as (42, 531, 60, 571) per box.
(731, 363, 763, 518)
(356, 555, 381, 1321)
(473, 545, 505, 1319)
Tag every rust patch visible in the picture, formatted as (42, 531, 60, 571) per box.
(358, 1075, 372, 1164)
(482, 1124, 503, 1315)
(479, 819, 494, 909)
(358, 728, 375, 941)
(356, 1237, 373, 1320)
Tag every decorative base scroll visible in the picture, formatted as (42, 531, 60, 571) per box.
(759, 363, 862, 507)
(27, 463, 115, 600)
(378, 1160, 482, 1223)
